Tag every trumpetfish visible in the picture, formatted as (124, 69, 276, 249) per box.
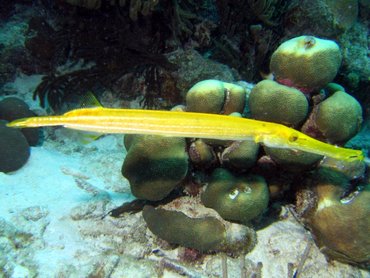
(6, 107, 365, 162)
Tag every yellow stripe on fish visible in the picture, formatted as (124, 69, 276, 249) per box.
(7, 107, 364, 162)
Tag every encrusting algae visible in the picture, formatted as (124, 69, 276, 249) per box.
(7, 107, 365, 163)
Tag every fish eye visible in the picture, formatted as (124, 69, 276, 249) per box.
(289, 133, 299, 142)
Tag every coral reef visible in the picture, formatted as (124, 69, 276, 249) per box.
(118, 34, 368, 267)
(1, 1, 369, 274)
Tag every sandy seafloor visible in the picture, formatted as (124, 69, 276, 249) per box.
(1, 76, 369, 278)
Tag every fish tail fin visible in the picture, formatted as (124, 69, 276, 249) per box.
(6, 115, 64, 128)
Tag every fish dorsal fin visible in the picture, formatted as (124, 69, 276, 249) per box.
(80, 92, 103, 108)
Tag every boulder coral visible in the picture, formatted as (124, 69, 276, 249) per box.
(142, 205, 256, 253)
(122, 134, 188, 201)
(248, 80, 308, 127)
(263, 147, 323, 172)
(186, 79, 246, 115)
(201, 168, 269, 224)
(313, 91, 363, 143)
(0, 121, 30, 173)
(0, 97, 40, 146)
(188, 139, 217, 168)
(298, 174, 370, 267)
(270, 36, 342, 93)
(221, 140, 260, 170)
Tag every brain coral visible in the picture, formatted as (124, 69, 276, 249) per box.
(270, 36, 342, 92)
(248, 80, 308, 127)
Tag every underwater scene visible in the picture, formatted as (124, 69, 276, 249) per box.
(0, 1, 369, 277)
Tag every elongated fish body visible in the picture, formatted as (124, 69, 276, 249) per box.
(7, 107, 364, 162)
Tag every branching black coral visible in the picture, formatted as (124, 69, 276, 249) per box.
(27, 4, 177, 111)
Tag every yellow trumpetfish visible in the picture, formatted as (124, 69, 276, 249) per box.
(7, 107, 364, 162)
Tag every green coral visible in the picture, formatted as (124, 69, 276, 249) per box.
(186, 79, 225, 114)
(221, 140, 260, 170)
(222, 82, 247, 115)
(315, 91, 362, 143)
(188, 139, 217, 168)
(264, 147, 323, 172)
(249, 80, 308, 126)
(0, 97, 40, 146)
(201, 168, 269, 224)
(301, 175, 370, 267)
(0, 121, 30, 173)
(142, 205, 256, 253)
(186, 79, 246, 115)
(122, 134, 188, 201)
(270, 36, 342, 91)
